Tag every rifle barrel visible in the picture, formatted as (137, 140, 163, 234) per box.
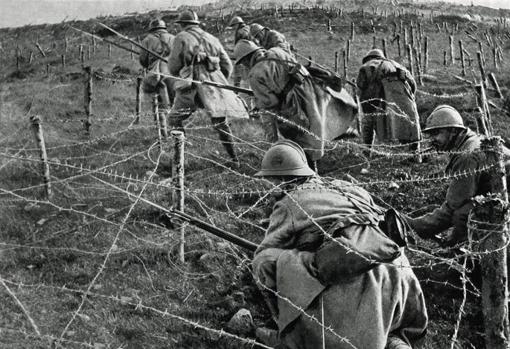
(167, 210, 258, 252)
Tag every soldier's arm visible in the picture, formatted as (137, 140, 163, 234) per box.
(168, 35, 184, 76)
(250, 74, 280, 109)
(139, 37, 150, 68)
(408, 154, 481, 238)
(255, 201, 296, 254)
(218, 45, 233, 79)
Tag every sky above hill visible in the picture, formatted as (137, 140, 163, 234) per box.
(0, 0, 509, 29)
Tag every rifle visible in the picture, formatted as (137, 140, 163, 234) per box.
(69, 25, 139, 55)
(95, 23, 255, 96)
(95, 176, 258, 253)
(165, 209, 258, 252)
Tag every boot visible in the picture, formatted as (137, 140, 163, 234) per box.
(212, 118, 239, 164)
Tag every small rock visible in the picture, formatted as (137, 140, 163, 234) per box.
(360, 168, 369, 175)
(226, 308, 254, 336)
(388, 181, 400, 190)
(36, 218, 48, 226)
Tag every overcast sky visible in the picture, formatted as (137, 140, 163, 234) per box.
(0, 0, 509, 29)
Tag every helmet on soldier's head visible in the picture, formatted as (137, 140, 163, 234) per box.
(149, 19, 166, 31)
(423, 105, 466, 133)
(362, 48, 385, 64)
(176, 9, 200, 25)
(255, 140, 315, 177)
(250, 23, 265, 38)
(233, 39, 261, 65)
(228, 16, 244, 27)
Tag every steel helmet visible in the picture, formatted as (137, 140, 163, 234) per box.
(176, 10, 200, 25)
(233, 39, 260, 64)
(250, 23, 265, 38)
(423, 105, 466, 133)
(149, 19, 166, 31)
(228, 16, 244, 27)
(255, 140, 315, 177)
(362, 48, 385, 64)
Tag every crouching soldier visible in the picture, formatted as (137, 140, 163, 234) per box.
(139, 18, 175, 110)
(252, 140, 428, 349)
(406, 105, 510, 245)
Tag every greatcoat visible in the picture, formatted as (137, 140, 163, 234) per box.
(139, 29, 174, 94)
(252, 177, 428, 348)
(168, 24, 248, 119)
(407, 129, 510, 242)
(357, 57, 420, 143)
(247, 47, 358, 161)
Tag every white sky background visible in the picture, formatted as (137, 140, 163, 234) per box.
(0, 0, 509, 29)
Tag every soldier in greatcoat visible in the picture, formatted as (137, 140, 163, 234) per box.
(406, 105, 510, 245)
(167, 10, 249, 163)
(252, 140, 428, 349)
(249, 23, 291, 52)
(139, 18, 175, 110)
(356, 49, 421, 152)
(233, 39, 358, 167)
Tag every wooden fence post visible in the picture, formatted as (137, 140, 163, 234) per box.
(108, 44, 112, 59)
(28, 51, 33, 65)
(382, 38, 387, 58)
(475, 84, 492, 136)
(61, 54, 66, 69)
(459, 40, 466, 76)
(488, 73, 503, 99)
(334, 51, 338, 72)
(35, 42, 46, 58)
(83, 66, 93, 134)
(134, 77, 142, 124)
(469, 136, 510, 349)
(153, 95, 163, 151)
(443, 50, 447, 66)
(423, 36, 428, 73)
(477, 51, 487, 86)
(46, 64, 50, 76)
(346, 39, 351, 63)
(30, 115, 52, 200)
(406, 44, 414, 76)
(372, 36, 376, 49)
(493, 46, 499, 70)
(350, 22, 355, 41)
(449, 35, 455, 65)
(171, 130, 186, 263)
(342, 49, 347, 79)
(414, 47, 423, 86)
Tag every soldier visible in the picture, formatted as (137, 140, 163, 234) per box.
(356, 49, 421, 152)
(227, 16, 251, 89)
(167, 10, 249, 163)
(406, 105, 510, 245)
(249, 23, 291, 52)
(233, 39, 358, 167)
(139, 18, 175, 110)
(252, 140, 428, 349)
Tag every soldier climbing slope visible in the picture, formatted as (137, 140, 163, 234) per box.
(234, 39, 358, 169)
(249, 23, 291, 52)
(139, 18, 175, 111)
(356, 49, 421, 153)
(167, 10, 249, 164)
(227, 16, 252, 89)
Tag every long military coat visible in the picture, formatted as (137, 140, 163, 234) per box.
(139, 29, 174, 91)
(168, 24, 248, 119)
(357, 57, 420, 143)
(248, 48, 357, 160)
(408, 129, 510, 241)
(252, 178, 428, 348)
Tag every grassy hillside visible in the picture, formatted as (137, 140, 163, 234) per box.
(1, 2, 509, 348)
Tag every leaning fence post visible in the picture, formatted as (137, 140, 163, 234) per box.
(30, 115, 52, 200)
(459, 40, 466, 76)
(342, 49, 347, 79)
(382, 38, 387, 58)
(171, 130, 186, 263)
(488, 73, 503, 99)
(477, 51, 487, 86)
(134, 77, 142, 124)
(469, 137, 510, 349)
(449, 35, 455, 65)
(475, 84, 492, 136)
(406, 44, 414, 76)
(423, 36, 429, 73)
(83, 66, 93, 134)
(413, 47, 423, 86)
